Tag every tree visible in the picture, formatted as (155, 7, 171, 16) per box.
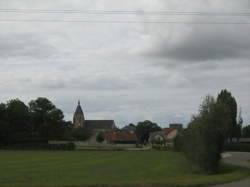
(135, 120, 161, 144)
(217, 89, 237, 141)
(5, 99, 30, 142)
(0, 103, 8, 144)
(242, 125, 250, 138)
(29, 97, 66, 140)
(181, 95, 230, 174)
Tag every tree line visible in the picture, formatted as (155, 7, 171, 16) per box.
(0, 97, 73, 144)
(0, 97, 163, 146)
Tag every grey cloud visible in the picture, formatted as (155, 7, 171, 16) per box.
(142, 0, 250, 62)
(145, 24, 250, 62)
(0, 33, 56, 59)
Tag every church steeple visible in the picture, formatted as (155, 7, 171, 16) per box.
(73, 100, 85, 127)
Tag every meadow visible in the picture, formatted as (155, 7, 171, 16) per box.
(0, 150, 249, 187)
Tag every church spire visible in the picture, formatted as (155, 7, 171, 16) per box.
(73, 100, 85, 127)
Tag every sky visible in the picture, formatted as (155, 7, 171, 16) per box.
(0, 0, 249, 128)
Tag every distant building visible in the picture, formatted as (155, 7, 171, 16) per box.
(73, 101, 116, 131)
(105, 132, 138, 144)
(169, 123, 183, 131)
(149, 126, 181, 147)
(121, 124, 136, 134)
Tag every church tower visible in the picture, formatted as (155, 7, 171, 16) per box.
(73, 101, 85, 128)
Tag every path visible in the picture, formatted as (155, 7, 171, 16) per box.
(212, 152, 250, 187)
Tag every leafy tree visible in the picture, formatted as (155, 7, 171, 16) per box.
(242, 125, 250, 138)
(5, 99, 30, 142)
(29, 97, 66, 140)
(217, 89, 237, 141)
(181, 95, 230, 174)
(0, 103, 8, 144)
(135, 120, 161, 144)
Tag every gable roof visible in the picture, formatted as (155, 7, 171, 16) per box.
(85, 120, 115, 130)
(163, 128, 175, 136)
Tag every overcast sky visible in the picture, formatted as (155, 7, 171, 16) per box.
(0, 0, 249, 128)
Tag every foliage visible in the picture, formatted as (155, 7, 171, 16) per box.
(29, 97, 66, 140)
(135, 120, 161, 144)
(179, 95, 231, 174)
(96, 132, 105, 143)
(70, 126, 92, 141)
(0, 97, 71, 145)
(0, 150, 249, 187)
(217, 89, 238, 141)
(1, 99, 30, 143)
(242, 125, 250, 138)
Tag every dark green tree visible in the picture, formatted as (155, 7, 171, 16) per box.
(0, 103, 8, 144)
(242, 125, 250, 138)
(217, 89, 237, 141)
(5, 99, 30, 143)
(71, 127, 92, 141)
(29, 97, 66, 140)
(135, 120, 161, 144)
(181, 95, 230, 174)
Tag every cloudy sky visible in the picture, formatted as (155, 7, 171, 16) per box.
(0, 0, 249, 127)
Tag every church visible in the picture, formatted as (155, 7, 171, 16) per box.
(73, 101, 116, 131)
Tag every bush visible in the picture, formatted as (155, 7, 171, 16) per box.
(70, 127, 92, 141)
(96, 132, 105, 143)
(178, 96, 229, 174)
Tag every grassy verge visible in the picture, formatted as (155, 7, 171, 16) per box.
(0, 150, 249, 187)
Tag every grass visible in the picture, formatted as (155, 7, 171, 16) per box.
(0, 150, 249, 187)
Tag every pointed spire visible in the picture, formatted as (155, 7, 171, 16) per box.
(74, 100, 83, 115)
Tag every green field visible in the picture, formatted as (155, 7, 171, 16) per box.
(0, 150, 249, 187)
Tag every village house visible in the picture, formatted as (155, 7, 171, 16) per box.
(149, 124, 183, 147)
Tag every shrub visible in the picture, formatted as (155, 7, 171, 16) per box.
(70, 127, 92, 141)
(179, 96, 228, 174)
(96, 132, 105, 143)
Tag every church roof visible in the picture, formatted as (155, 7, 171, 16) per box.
(85, 120, 115, 130)
(74, 101, 84, 115)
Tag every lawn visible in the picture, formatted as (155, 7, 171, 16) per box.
(0, 150, 249, 187)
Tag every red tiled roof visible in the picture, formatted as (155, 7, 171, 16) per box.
(163, 128, 175, 136)
(105, 132, 137, 142)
